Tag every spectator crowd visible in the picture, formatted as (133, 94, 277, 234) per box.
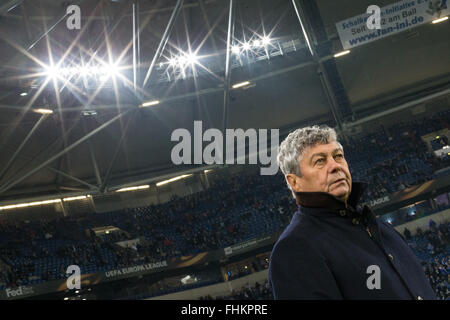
(0, 111, 449, 299)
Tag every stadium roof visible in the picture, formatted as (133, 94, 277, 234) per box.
(0, 0, 449, 202)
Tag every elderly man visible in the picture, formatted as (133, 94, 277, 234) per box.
(268, 125, 436, 300)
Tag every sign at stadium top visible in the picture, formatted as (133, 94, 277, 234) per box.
(336, 0, 449, 50)
(171, 121, 279, 175)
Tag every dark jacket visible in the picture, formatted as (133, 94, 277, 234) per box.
(268, 181, 436, 300)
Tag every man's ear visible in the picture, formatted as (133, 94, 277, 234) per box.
(286, 173, 302, 193)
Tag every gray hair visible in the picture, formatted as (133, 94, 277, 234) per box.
(277, 125, 343, 198)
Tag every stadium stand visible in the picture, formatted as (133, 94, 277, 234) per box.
(199, 280, 274, 300)
(0, 110, 449, 299)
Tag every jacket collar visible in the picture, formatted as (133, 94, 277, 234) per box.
(295, 181, 368, 214)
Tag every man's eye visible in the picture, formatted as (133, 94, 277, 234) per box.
(335, 154, 344, 159)
(315, 158, 325, 164)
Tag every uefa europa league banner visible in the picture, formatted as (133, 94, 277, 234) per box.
(367, 174, 450, 212)
(0, 250, 223, 299)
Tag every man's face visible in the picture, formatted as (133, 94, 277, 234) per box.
(287, 141, 352, 203)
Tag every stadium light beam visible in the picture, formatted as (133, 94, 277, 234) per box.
(115, 185, 150, 192)
(34, 108, 53, 114)
(156, 174, 193, 187)
(432, 16, 448, 24)
(334, 50, 351, 58)
(232, 81, 250, 89)
(63, 195, 90, 201)
(0, 198, 61, 211)
(140, 100, 160, 108)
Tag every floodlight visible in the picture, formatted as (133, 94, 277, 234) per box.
(169, 58, 177, 66)
(35, 108, 53, 114)
(333, 50, 350, 58)
(432, 16, 448, 24)
(140, 100, 160, 108)
(186, 53, 198, 64)
(45, 66, 59, 79)
(232, 81, 250, 89)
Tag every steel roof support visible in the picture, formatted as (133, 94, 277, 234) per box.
(99, 109, 138, 193)
(291, 0, 344, 129)
(87, 138, 103, 188)
(82, 120, 103, 188)
(142, 0, 184, 88)
(0, 109, 133, 195)
(0, 114, 47, 183)
(47, 167, 98, 191)
(222, 0, 235, 137)
(26, 0, 84, 51)
(132, 1, 139, 94)
(0, 0, 24, 16)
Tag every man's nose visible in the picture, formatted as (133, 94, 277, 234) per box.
(328, 158, 344, 173)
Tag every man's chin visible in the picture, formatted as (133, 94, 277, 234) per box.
(329, 188, 349, 201)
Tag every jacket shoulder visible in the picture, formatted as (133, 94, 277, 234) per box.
(270, 212, 326, 264)
(268, 212, 343, 299)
